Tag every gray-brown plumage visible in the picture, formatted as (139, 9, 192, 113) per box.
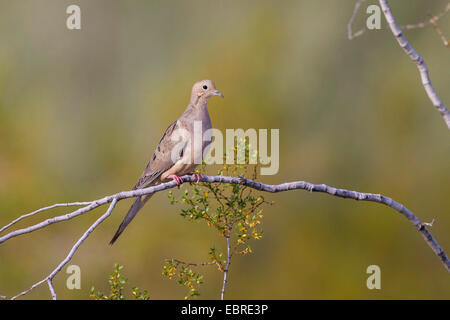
(110, 80, 223, 244)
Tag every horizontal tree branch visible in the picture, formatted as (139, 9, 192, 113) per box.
(1, 174, 448, 299)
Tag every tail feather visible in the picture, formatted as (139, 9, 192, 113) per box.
(109, 194, 152, 245)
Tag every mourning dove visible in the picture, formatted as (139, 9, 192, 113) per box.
(109, 80, 223, 244)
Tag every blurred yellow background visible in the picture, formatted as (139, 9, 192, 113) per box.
(0, 0, 449, 299)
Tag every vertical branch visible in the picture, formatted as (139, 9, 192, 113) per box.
(1, 175, 449, 299)
(379, 0, 450, 130)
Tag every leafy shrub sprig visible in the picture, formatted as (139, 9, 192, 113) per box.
(90, 263, 149, 300)
(164, 140, 274, 299)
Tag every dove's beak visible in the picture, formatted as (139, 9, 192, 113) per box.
(213, 90, 224, 98)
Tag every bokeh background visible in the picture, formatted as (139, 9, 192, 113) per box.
(0, 0, 449, 299)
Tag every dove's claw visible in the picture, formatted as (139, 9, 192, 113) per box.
(168, 175, 183, 187)
(191, 173, 204, 184)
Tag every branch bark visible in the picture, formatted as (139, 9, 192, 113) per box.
(221, 227, 232, 300)
(378, 0, 450, 130)
(348, 0, 367, 40)
(1, 175, 448, 299)
(9, 198, 118, 300)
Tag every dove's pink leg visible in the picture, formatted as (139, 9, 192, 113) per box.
(191, 173, 204, 184)
(168, 175, 183, 186)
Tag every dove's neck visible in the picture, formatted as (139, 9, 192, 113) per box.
(189, 93, 210, 107)
(185, 97, 210, 118)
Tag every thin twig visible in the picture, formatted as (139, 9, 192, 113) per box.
(0, 201, 93, 234)
(221, 227, 232, 300)
(47, 279, 56, 300)
(2, 175, 449, 270)
(402, 3, 450, 30)
(348, 0, 368, 40)
(0, 200, 105, 244)
(379, 0, 450, 130)
(348, 1, 450, 41)
(428, 12, 449, 48)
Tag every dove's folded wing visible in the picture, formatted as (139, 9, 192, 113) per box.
(133, 120, 187, 189)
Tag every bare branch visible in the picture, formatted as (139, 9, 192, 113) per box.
(0, 201, 105, 244)
(379, 0, 450, 130)
(348, 0, 367, 40)
(348, 1, 450, 44)
(10, 198, 118, 300)
(1, 175, 449, 299)
(221, 228, 232, 300)
(428, 12, 449, 48)
(402, 3, 450, 31)
(167, 259, 221, 269)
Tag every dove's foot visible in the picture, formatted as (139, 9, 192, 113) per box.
(168, 175, 183, 187)
(191, 173, 204, 184)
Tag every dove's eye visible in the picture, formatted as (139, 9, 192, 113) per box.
(202, 85, 208, 90)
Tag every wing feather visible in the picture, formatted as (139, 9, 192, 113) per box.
(133, 120, 185, 189)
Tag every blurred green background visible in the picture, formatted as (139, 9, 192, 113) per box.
(0, 0, 449, 299)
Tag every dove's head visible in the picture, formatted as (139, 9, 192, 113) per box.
(190, 80, 224, 104)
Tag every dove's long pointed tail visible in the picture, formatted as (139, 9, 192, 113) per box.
(109, 194, 152, 245)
